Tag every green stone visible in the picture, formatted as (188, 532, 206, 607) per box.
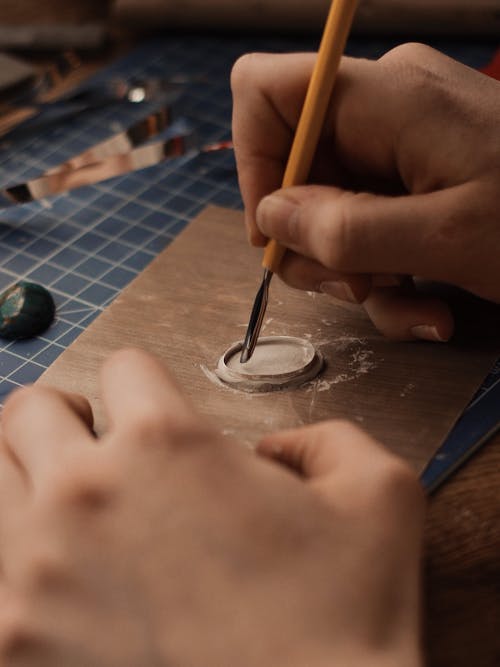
(0, 281, 55, 340)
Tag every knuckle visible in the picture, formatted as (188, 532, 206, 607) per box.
(124, 406, 209, 454)
(2, 385, 50, 422)
(0, 602, 44, 662)
(22, 551, 68, 593)
(319, 192, 365, 270)
(379, 43, 451, 102)
(298, 420, 351, 467)
(380, 42, 436, 67)
(230, 52, 263, 94)
(43, 463, 116, 513)
(430, 206, 462, 243)
(125, 410, 173, 447)
(371, 458, 424, 511)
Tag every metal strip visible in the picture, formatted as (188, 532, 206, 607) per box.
(47, 104, 177, 175)
(0, 137, 233, 206)
(0, 134, 194, 206)
(421, 371, 500, 493)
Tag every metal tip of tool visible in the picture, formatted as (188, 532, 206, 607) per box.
(240, 268, 273, 364)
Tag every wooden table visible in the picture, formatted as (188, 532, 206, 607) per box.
(425, 435, 500, 666)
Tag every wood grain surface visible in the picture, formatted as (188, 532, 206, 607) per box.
(424, 436, 500, 667)
(38, 204, 500, 665)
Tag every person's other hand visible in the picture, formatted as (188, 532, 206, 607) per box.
(231, 44, 500, 341)
(0, 348, 424, 667)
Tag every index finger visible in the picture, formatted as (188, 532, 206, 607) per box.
(257, 420, 425, 521)
(231, 52, 315, 245)
(99, 348, 195, 436)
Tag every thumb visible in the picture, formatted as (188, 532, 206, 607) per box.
(256, 420, 422, 513)
(257, 420, 377, 478)
(255, 182, 475, 289)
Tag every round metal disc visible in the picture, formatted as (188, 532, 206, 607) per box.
(215, 335, 324, 393)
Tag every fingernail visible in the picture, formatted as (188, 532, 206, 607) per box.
(410, 325, 448, 342)
(257, 194, 299, 238)
(320, 280, 358, 303)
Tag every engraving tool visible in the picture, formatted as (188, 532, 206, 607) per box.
(240, 0, 358, 363)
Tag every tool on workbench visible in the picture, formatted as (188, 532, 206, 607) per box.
(3, 74, 206, 115)
(1, 135, 192, 205)
(0, 75, 205, 144)
(240, 0, 358, 363)
(0, 103, 232, 206)
(47, 104, 178, 175)
(421, 363, 500, 493)
(0, 119, 188, 207)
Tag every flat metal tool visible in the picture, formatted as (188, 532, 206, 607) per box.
(0, 97, 233, 206)
(3, 75, 200, 114)
(0, 76, 198, 144)
(0, 133, 194, 206)
(421, 364, 500, 493)
(0, 133, 232, 207)
(240, 268, 272, 363)
(240, 0, 358, 363)
(46, 104, 178, 175)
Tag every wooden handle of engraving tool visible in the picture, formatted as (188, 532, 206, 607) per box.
(262, 0, 358, 274)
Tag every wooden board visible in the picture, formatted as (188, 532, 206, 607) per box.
(424, 435, 500, 667)
(38, 205, 500, 473)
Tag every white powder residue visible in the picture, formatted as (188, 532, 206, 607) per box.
(331, 373, 350, 384)
(262, 416, 278, 426)
(305, 337, 378, 394)
(305, 372, 351, 394)
(350, 348, 376, 375)
(314, 379, 333, 392)
(331, 337, 377, 378)
(331, 335, 365, 352)
(400, 382, 415, 398)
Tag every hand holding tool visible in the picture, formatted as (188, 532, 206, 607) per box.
(240, 0, 359, 363)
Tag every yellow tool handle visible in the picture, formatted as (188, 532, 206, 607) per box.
(262, 0, 358, 273)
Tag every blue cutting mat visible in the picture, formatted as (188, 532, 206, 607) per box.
(0, 32, 497, 464)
